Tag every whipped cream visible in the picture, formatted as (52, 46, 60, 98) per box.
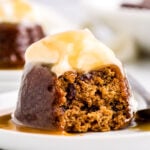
(25, 29, 123, 76)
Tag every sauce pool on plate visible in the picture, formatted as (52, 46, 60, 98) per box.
(1, 114, 150, 134)
(0, 114, 73, 136)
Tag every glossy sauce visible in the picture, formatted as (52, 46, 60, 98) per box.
(0, 114, 72, 136)
(1, 114, 150, 134)
(130, 121, 150, 131)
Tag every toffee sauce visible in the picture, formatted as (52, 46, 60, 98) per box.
(0, 114, 72, 136)
(1, 114, 150, 135)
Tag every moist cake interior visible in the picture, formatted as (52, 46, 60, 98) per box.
(57, 65, 130, 132)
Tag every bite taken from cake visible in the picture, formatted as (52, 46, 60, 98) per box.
(13, 29, 136, 133)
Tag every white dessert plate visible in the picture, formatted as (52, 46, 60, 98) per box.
(82, 0, 150, 53)
(0, 70, 22, 93)
(0, 91, 149, 150)
(0, 70, 22, 82)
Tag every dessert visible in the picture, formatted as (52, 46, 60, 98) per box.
(0, 23, 45, 69)
(14, 30, 135, 133)
(121, 0, 150, 9)
(0, 0, 46, 69)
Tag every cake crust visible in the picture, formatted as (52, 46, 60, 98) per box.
(15, 64, 64, 130)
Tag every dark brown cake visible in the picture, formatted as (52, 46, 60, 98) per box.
(14, 30, 134, 133)
(0, 23, 45, 69)
(121, 0, 150, 9)
(14, 64, 132, 132)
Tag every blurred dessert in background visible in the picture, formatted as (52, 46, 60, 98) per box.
(0, 0, 77, 93)
(0, 0, 46, 69)
(0, 0, 50, 29)
(121, 0, 150, 9)
(0, 23, 44, 69)
(0, 0, 76, 69)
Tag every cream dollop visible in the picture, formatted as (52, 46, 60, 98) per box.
(25, 29, 123, 76)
